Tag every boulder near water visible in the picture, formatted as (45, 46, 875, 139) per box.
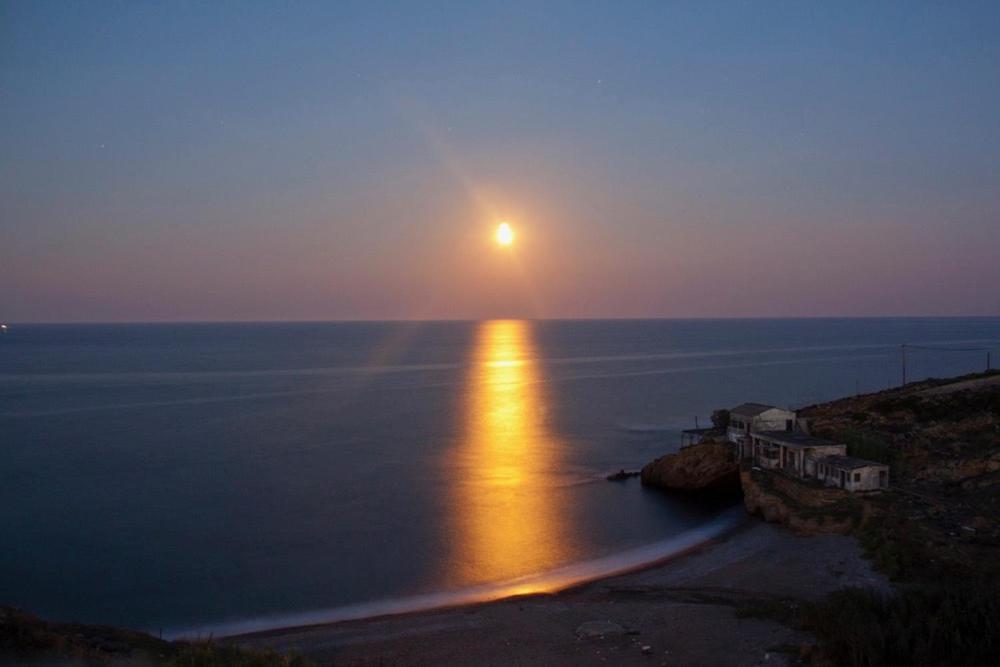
(640, 442, 740, 494)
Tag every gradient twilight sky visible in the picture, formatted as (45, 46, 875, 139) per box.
(2, 2, 999, 322)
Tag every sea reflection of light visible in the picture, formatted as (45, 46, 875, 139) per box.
(447, 319, 576, 589)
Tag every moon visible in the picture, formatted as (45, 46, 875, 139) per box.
(495, 222, 514, 246)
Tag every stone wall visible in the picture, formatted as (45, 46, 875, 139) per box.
(740, 468, 869, 535)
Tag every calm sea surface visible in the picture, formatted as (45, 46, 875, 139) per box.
(1, 318, 998, 634)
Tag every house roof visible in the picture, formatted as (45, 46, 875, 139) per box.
(820, 455, 888, 470)
(753, 430, 843, 449)
(730, 402, 780, 417)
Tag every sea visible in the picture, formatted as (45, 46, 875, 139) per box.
(1, 318, 998, 636)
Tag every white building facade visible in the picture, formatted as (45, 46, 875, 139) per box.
(816, 456, 889, 492)
(725, 401, 889, 493)
(727, 403, 797, 459)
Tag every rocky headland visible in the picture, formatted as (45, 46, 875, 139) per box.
(639, 441, 740, 494)
(637, 370, 1000, 664)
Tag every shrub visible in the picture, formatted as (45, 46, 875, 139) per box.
(173, 640, 314, 666)
(871, 396, 921, 416)
(711, 408, 730, 430)
(840, 429, 896, 467)
(804, 583, 1000, 667)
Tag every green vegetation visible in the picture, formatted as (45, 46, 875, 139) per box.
(174, 640, 313, 667)
(799, 372, 1000, 665)
(804, 584, 1000, 667)
(710, 408, 730, 430)
(856, 511, 923, 582)
(871, 385, 1000, 423)
(839, 428, 896, 467)
(870, 394, 922, 417)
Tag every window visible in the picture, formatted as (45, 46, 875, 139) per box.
(854, 473, 861, 482)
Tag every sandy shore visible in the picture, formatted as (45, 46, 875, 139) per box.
(233, 519, 889, 666)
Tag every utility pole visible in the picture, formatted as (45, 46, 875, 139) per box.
(901, 344, 907, 386)
(988, 351, 992, 372)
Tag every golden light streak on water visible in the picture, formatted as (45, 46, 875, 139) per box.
(447, 319, 577, 590)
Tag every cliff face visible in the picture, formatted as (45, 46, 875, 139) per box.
(740, 468, 868, 535)
(640, 442, 740, 493)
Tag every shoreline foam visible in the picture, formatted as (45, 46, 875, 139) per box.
(168, 506, 745, 640)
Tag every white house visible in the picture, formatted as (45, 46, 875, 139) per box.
(749, 430, 847, 477)
(722, 399, 890, 493)
(727, 403, 797, 459)
(816, 455, 889, 492)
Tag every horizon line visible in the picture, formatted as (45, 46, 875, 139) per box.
(5, 314, 1000, 326)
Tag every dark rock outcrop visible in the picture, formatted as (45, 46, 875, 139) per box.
(640, 443, 740, 493)
(606, 469, 640, 481)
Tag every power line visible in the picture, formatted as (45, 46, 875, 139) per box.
(900, 343, 998, 385)
(904, 344, 996, 353)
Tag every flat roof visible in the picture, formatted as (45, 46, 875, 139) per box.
(730, 402, 781, 417)
(820, 455, 888, 470)
(752, 430, 843, 449)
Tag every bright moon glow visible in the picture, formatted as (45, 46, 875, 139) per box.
(495, 222, 514, 246)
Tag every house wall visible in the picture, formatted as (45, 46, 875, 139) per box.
(750, 435, 845, 478)
(784, 444, 845, 478)
(803, 446, 848, 477)
(816, 464, 842, 488)
(728, 418, 754, 443)
(754, 408, 796, 432)
(754, 441, 782, 470)
(816, 463, 889, 491)
(729, 408, 795, 444)
(846, 466, 889, 491)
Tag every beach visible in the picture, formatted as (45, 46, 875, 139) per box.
(234, 518, 889, 666)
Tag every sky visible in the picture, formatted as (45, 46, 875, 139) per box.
(2, 1, 999, 322)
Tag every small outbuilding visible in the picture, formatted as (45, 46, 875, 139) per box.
(816, 455, 889, 492)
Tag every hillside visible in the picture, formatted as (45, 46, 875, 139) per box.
(798, 370, 1000, 581)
